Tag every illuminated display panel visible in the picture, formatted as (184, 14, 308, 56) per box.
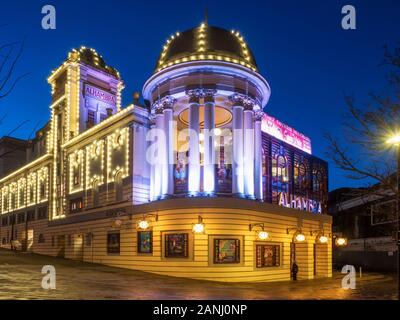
(261, 114, 312, 154)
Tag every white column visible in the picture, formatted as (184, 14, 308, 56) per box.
(187, 90, 201, 193)
(254, 111, 263, 200)
(203, 89, 216, 193)
(243, 103, 254, 197)
(164, 108, 174, 196)
(154, 112, 165, 198)
(230, 94, 244, 195)
(162, 96, 176, 196)
(149, 123, 156, 201)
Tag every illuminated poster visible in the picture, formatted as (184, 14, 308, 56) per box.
(216, 140, 232, 193)
(137, 231, 152, 254)
(165, 233, 188, 258)
(256, 244, 280, 268)
(261, 114, 312, 154)
(174, 153, 188, 193)
(214, 239, 240, 264)
(107, 232, 120, 254)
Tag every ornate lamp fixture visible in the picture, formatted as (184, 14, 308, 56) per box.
(287, 227, 306, 242)
(249, 223, 270, 240)
(137, 214, 158, 230)
(310, 229, 329, 244)
(193, 215, 205, 234)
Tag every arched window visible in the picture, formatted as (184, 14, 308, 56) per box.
(19, 187, 24, 207)
(73, 164, 81, 186)
(115, 171, 123, 202)
(39, 181, 46, 199)
(29, 184, 34, 203)
(10, 193, 16, 210)
(92, 179, 99, 207)
(294, 156, 308, 195)
(313, 169, 323, 193)
(272, 146, 289, 194)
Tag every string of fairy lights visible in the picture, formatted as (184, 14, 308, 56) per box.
(156, 22, 257, 72)
(0, 165, 49, 214)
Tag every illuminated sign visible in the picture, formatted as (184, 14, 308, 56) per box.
(85, 85, 116, 105)
(261, 114, 312, 154)
(278, 192, 321, 214)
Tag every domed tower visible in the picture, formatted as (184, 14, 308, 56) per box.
(143, 23, 271, 201)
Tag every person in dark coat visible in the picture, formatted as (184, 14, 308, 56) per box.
(291, 261, 299, 281)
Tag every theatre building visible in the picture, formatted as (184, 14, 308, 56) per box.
(0, 23, 331, 282)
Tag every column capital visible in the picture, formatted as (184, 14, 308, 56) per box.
(203, 89, 217, 103)
(153, 95, 176, 114)
(186, 89, 203, 104)
(254, 110, 265, 121)
(229, 93, 255, 109)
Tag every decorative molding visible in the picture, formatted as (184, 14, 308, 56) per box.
(152, 95, 176, 114)
(203, 89, 217, 103)
(254, 110, 265, 121)
(186, 89, 204, 104)
(229, 93, 255, 109)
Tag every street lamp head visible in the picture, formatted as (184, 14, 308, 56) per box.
(386, 135, 400, 145)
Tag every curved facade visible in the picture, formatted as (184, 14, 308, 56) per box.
(0, 24, 331, 283)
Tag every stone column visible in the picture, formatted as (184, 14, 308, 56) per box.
(254, 110, 264, 200)
(243, 99, 255, 197)
(154, 110, 165, 198)
(186, 89, 202, 194)
(160, 96, 176, 196)
(229, 94, 244, 195)
(203, 89, 217, 193)
(149, 121, 156, 201)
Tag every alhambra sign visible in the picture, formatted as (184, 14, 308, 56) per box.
(278, 192, 322, 214)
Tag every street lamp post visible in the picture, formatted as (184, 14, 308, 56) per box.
(396, 145, 400, 301)
(386, 135, 400, 300)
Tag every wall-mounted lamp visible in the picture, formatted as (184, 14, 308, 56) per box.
(287, 227, 306, 242)
(249, 223, 270, 240)
(137, 214, 158, 230)
(193, 215, 205, 233)
(310, 230, 329, 244)
(335, 237, 348, 246)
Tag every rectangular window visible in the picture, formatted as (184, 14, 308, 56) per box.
(27, 210, 35, 222)
(17, 213, 25, 224)
(137, 231, 152, 254)
(37, 207, 47, 220)
(165, 233, 188, 258)
(214, 239, 240, 264)
(70, 198, 83, 214)
(107, 232, 120, 254)
(1, 217, 8, 226)
(256, 244, 281, 268)
(87, 110, 96, 129)
(73, 166, 80, 186)
(51, 236, 55, 247)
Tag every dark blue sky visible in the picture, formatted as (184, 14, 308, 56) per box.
(0, 0, 399, 190)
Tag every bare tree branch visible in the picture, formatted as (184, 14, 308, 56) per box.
(326, 45, 400, 197)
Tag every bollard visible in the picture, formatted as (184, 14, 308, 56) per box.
(359, 266, 362, 278)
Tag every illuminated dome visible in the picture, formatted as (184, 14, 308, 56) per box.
(156, 23, 258, 72)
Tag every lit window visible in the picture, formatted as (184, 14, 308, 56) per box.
(70, 198, 83, 213)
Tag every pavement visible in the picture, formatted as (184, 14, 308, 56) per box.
(0, 248, 397, 300)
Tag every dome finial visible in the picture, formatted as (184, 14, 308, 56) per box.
(204, 7, 208, 26)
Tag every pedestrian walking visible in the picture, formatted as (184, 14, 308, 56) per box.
(291, 261, 299, 281)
